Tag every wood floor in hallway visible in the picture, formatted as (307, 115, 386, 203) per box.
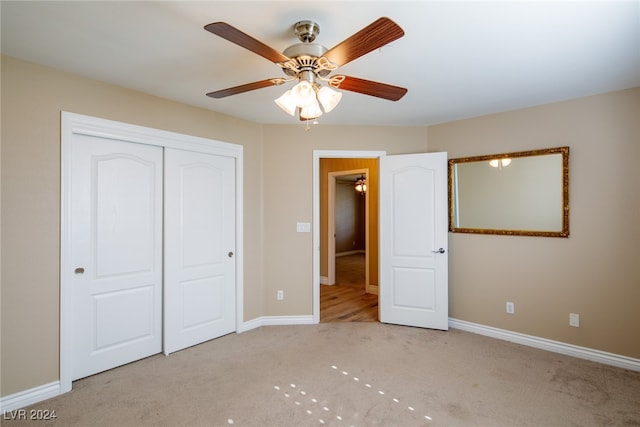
(320, 253, 378, 322)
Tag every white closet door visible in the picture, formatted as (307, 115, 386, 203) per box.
(71, 136, 163, 380)
(164, 148, 236, 354)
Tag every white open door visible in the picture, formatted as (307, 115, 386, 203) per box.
(164, 148, 236, 354)
(379, 152, 449, 330)
(70, 136, 163, 380)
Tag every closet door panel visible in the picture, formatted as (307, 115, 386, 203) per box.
(70, 136, 163, 380)
(164, 148, 236, 354)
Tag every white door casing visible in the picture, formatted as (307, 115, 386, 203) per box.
(164, 148, 236, 354)
(379, 152, 449, 330)
(69, 136, 163, 380)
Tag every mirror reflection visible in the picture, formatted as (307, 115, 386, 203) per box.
(449, 147, 569, 237)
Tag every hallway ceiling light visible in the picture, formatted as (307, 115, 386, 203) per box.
(355, 175, 367, 194)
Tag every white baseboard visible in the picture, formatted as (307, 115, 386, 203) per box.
(241, 315, 316, 332)
(449, 318, 640, 372)
(0, 381, 61, 413)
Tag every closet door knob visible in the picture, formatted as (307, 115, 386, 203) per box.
(74, 267, 85, 274)
(432, 248, 445, 254)
(228, 252, 234, 258)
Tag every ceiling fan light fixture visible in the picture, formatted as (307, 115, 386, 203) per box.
(291, 80, 316, 107)
(275, 90, 296, 116)
(317, 85, 342, 113)
(300, 99, 323, 120)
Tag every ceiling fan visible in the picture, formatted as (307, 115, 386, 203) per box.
(204, 17, 407, 121)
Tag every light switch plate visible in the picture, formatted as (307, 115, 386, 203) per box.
(296, 222, 311, 233)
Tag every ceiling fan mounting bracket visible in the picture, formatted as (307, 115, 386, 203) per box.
(293, 20, 320, 43)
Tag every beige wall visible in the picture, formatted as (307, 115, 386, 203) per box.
(0, 56, 429, 397)
(0, 56, 265, 396)
(429, 87, 640, 358)
(260, 125, 429, 316)
(2, 53, 638, 400)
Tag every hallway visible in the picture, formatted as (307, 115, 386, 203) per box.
(320, 253, 378, 322)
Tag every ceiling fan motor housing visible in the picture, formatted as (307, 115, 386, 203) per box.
(282, 42, 330, 76)
(282, 21, 330, 78)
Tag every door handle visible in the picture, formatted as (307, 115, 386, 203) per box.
(74, 267, 85, 274)
(432, 248, 445, 254)
(228, 252, 234, 258)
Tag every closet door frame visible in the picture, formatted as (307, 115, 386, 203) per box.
(60, 112, 244, 393)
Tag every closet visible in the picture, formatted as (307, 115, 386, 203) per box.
(60, 112, 242, 387)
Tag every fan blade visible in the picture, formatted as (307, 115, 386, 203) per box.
(204, 22, 290, 64)
(336, 76, 407, 101)
(206, 79, 279, 98)
(323, 17, 404, 67)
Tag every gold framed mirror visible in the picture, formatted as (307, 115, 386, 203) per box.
(448, 147, 569, 237)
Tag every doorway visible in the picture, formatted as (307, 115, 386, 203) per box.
(313, 150, 449, 329)
(322, 169, 377, 322)
(312, 150, 386, 324)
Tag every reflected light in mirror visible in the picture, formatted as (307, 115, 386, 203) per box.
(489, 158, 512, 168)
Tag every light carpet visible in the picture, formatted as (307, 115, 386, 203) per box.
(4, 323, 640, 426)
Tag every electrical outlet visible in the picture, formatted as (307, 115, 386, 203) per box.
(506, 301, 515, 314)
(569, 313, 580, 327)
(277, 290, 284, 301)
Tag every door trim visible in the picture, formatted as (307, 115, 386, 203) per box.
(312, 150, 386, 323)
(60, 112, 244, 392)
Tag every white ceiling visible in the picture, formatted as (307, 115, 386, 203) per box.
(2, 1, 639, 126)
